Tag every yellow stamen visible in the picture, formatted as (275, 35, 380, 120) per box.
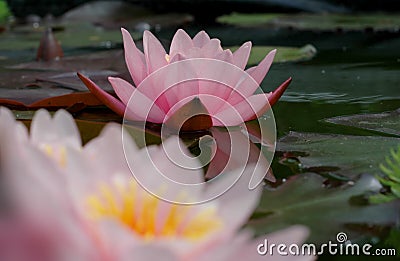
(86, 178, 222, 241)
(40, 144, 68, 168)
(165, 54, 170, 63)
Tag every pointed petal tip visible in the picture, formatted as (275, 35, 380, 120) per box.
(269, 49, 277, 57)
(268, 77, 292, 106)
(77, 71, 86, 81)
(175, 28, 191, 39)
(121, 28, 132, 40)
(244, 41, 252, 47)
(266, 49, 277, 59)
(77, 72, 126, 117)
(195, 30, 208, 37)
(143, 30, 153, 38)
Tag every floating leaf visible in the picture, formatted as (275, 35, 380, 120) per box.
(0, 91, 103, 110)
(325, 109, 400, 137)
(0, 88, 72, 105)
(276, 132, 400, 179)
(218, 13, 400, 32)
(35, 70, 118, 92)
(218, 13, 279, 27)
(228, 44, 317, 64)
(248, 173, 400, 244)
(8, 50, 127, 72)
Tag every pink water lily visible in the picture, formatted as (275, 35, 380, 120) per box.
(0, 108, 312, 261)
(79, 28, 291, 130)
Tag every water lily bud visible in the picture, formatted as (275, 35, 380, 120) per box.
(36, 27, 63, 61)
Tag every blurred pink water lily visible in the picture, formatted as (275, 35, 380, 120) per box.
(0, 108, 312, 261)
(78, 28, 291, 131)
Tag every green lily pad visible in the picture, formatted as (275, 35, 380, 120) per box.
(248, 173, 400, 244)
(325, 109, 400, 137)
(276, 132, 400, 179)
(218, 13, 279, 27)
(218, 13, 400, 32)
(228, 44, 317, 64)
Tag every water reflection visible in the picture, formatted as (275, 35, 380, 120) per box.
(124, 115, 276, 195)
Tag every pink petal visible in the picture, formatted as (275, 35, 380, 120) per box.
(205, 128, 247, 180)
(216, 172, 262, 232)
(224, 71, 260, 106)
(123, 245, 177, 261)
(213, 93, 270, 126)
(247, 49, 276, 85)
(184, 46, 203, 59)
(77, 72, 126, 117)
(169, 52, 186, 63)
(84, 123, 134, 178)
(206, 128, 275, 184)
(135, 58, 199, 113)
(125, 136, 205, 204)
(165, 53, 199, 107)
(143, 30, 168, 74)
(53, 110, 81, 148)
(205, 144, 264, 231)
(164, 81, 199, 114)
(226, 49, 275, 106)
(226, 66, 291, 109)
(169, 29, 193, 57)
(232, 41, 252, 69)
(29, 109, 80, 148)
(4, 139, 69, 224)
(109, 77, 165, 123)
(192, 30, 211, 48)
(195, 59, 243, 104)
(121, 28, 146, 87)
(197, 94, 227, 115)
(214, 49, 233, 64)
(268, 77, 292, 106)
(201, 38, 224, 58)
(145, 136, 204, 185)
(108, 77, 135, 105)
(30, 109, 53, 144)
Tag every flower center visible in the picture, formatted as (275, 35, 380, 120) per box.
(165, 54, 171, 63)
(86, 177, 222, 241)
